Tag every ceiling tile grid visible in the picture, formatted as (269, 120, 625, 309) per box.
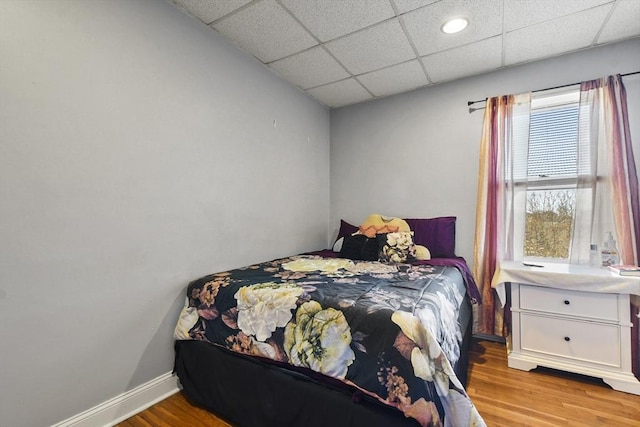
(306, 77, 373, 107)
(422, 35, 503, 83)
(324, 18, 416, 75)
(504, 4, 613, 66)
(172, 0, 253, 24)
(400, 0, 504, 56)
(393, 0, 439, 15)
(280, 0, 396, 42)
(357, 59, 428, 97)
(503, 0, 612, 32)
(211, 0, 318, 63)
(597, 0, 640, 44)
(171, 0, 640, 108)
(268, 46, 350, 89)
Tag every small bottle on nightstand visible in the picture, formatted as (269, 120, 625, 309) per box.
(601, 232, 620, 267)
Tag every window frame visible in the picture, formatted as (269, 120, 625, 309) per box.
(512, 86, 587, 263)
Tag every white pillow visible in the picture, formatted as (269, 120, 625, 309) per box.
(332, 237, 344, 252)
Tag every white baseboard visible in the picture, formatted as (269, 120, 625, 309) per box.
(52, 372, 180, 427)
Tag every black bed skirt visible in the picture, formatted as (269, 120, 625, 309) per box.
(174, 298, 473, 427)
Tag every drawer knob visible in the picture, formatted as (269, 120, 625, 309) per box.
(563, 300, 570, 305)
(564, 336, 571, 342)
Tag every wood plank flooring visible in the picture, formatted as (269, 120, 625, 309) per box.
(119, 340, 640, 426)
(466, 340, 640, 426)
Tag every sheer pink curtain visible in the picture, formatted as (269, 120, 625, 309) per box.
(571, 75, 639, 265)
(601, 75, 639, 265)
(473, 97, 500, 336)
(473, 94, 530, 337)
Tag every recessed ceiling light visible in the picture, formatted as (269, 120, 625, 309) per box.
(441, 17, 469, 34)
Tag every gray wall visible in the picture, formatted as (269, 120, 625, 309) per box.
(0, 1, 329, 426)
(330, 38, 640, 264)
(1, 0, 639, 426)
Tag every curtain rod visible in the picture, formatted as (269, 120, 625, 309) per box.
(467, 70, 640, 107)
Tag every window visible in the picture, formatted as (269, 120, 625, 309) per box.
(513, 88, 590, 261)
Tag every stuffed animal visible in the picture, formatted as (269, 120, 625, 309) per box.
(357, 214, 431, 260)
(414, 244, 431, 260)
(358, 214, 410, 238)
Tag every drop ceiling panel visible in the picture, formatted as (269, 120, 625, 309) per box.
(392, 0, 439, 15)
(325, 19, 415, 75)
(505, 5, 612, 66)
(402, 0, 503, 56)
(504, 0, 612, 32)
(358, 60, 428, 97)
(423, 36, 502, 83)
(280, 0, 395, 42)
(212, 0, 317, 63)
(170, 0, 640, 109)
(268, 46, 350, 89)
(597, 0, 640, 44)
(172, 0, 252, 24)
(307, 78, 373, 107)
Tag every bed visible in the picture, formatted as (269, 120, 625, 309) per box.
(173, 217, 485, 427)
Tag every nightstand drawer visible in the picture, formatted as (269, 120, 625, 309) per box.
(520, 285, 618, 321)
(520, 313, 620, 367)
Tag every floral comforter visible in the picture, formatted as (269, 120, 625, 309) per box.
(174, 254, 485, 426)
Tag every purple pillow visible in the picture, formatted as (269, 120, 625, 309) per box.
(335, 219, 359, 242)
(404, 217, 456, 258)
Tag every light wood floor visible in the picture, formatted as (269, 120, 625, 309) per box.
(119, 340, 640, 426)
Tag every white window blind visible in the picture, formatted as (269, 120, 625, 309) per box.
(528, 106, 579, 178)
(516, 89, 582, 183)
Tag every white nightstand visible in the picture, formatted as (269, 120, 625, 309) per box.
(493, 262, 640, 395)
